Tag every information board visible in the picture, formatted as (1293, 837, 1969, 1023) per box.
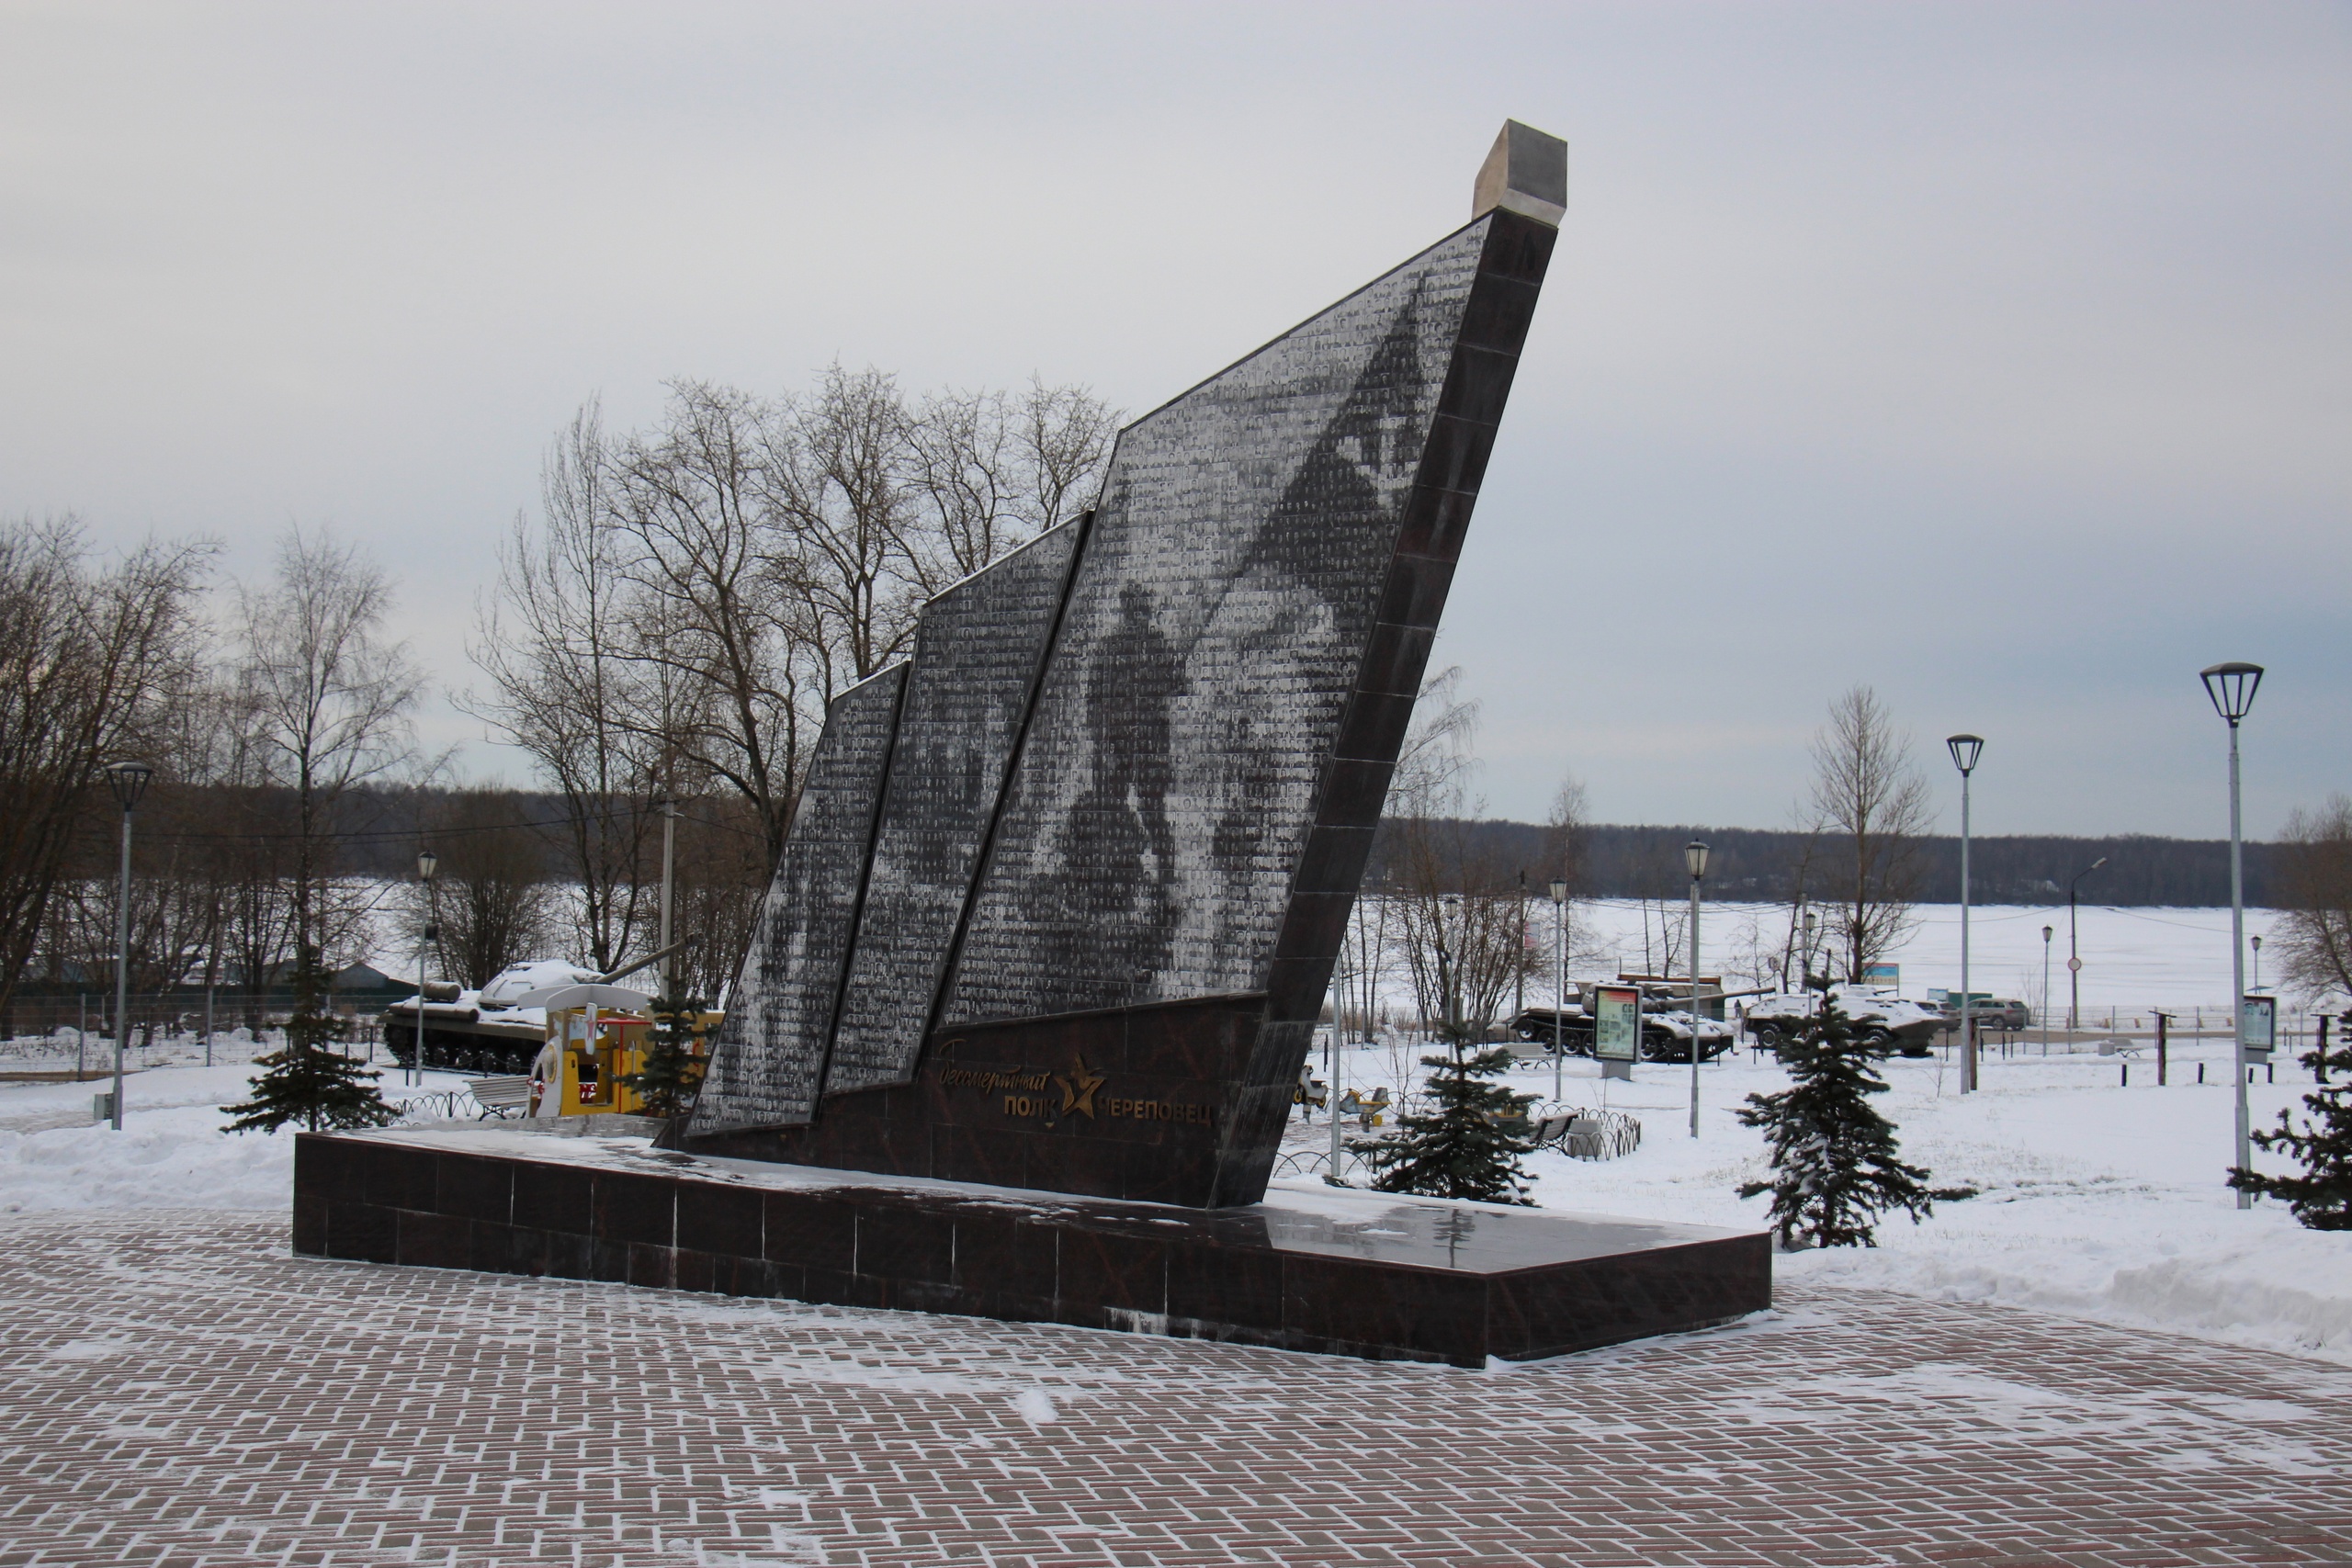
(1594, 984, 1641, 1063)
(2242, 995, 2276, 1055)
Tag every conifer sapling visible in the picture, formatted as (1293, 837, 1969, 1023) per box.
(620, 990, 708, 1120)
(1357, 1035, 1538, 1205)
(223, 952, 398, 1134)
(1736, 987, 1931, 1247)
(2230, 1022, 2352, 1228)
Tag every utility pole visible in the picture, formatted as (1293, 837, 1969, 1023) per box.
(1550, 878, 1567, 1104)
(103, 762, 153, 1130)
(2041, 925, 2052, 1055)
(414, 849, 438, 1087)
(1685, 842, 1708, 1138)
(1515, 871, 1527, 1021)
(658, 796, 680, 998)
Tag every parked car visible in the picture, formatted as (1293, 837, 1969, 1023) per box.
(1743, 988, 1944, 1056)
(1967, 997, 2031, 1032)
(1928, 1001, 2041, 1034)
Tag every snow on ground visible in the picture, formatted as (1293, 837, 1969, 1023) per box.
(1389, 1034, 2352, 1368)
(0, 1061, 473, 1216)
(6, 1029, 2346, 1374)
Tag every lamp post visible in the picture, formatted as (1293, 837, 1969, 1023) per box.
(103, 761, 153, 1132)
(1549, 878, 1568, 1103)
(2251, 934, 2263, 993)
(1947, 735, 1984, 1093)
(414, 848, 438, 1088)
(1802, 908, 1818, 988)
(2041, 925, 2053, 1055)
(1685, 841, 1709, 1137)
(2067, 856, 2107, 1032)
(2201, 660, 2263, 1209)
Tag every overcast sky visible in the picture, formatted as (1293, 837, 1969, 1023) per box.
(5, 1, 2346, 839)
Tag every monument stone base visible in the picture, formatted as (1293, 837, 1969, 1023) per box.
(293, 1127, 1769, 1367)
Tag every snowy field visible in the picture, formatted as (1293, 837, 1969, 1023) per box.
(5, 1032, 2347, 1376)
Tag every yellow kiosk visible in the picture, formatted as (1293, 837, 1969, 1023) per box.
(518, 981, 718, 1118)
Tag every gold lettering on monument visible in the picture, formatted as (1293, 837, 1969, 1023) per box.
(937, 1041, 1214, 1131)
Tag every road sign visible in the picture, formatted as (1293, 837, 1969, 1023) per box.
(2066, 956, 2083, 974)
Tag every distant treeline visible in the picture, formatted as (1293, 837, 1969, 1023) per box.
(59, 785, 664, 883)
(95, 784, 2275, 908)
(1363, 820, 2278, 908)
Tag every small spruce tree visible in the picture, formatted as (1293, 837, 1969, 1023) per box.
(224, 953, 398, 1134)
(2230, 1024, 2352, 1228)
(619, 990, 709, 1119)
(1736, 987, 1931, 1248)
(1357, 1039, 1538, 1205)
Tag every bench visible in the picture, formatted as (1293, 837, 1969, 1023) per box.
(467, 1075, 533, 1120)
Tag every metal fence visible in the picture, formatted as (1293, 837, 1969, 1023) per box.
(0, 991, 399, 1049)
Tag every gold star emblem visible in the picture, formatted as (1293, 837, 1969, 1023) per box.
(1055, 1055, 1103, 1119)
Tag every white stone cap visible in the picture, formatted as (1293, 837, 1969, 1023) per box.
(1474, 119, 1566, 227)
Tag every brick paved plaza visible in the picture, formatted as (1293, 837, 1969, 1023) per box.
(2, 1213, 2346, 1567)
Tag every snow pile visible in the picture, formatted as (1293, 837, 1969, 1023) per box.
(1781, 1194, 2352, 1364)
(2110, 1234, 2352, 1356)
(0, 1103, 293, 1213)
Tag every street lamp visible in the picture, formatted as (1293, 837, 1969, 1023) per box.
(103, 761, 153, 1132)
(1549, 877, 1568, 1103)
(414, 847, 439, 1088)
(1685, 841, 1709, 1137)
(1947, 735, 1984, 1093)
(2251, 933, 2263, 993)
(2041, 924, 2053, 1055)
(1801, 908, 1818, 988)
(2067, 856, 2107, 1031)
(2201, 659, 2263, 1208)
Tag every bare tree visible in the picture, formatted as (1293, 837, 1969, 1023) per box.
(413, 789, 558, 987)
(1774, 829, 1825, 992)
(615, 380, 830, 865)
(467, 402, 662, 971)
(900, 377, 1118, 589)
(234, 527, 424, 965)
(1543, 775, 1589, 893)
(765, 366, 921, 687)
(2274, 795, 2352, 1004)
(1805, 684, 1932, 984)
(665, 794, 770, 1002)
(1383, 668, 1537, 1043)
(467, 368, 1114, 988)
(1014, 377, 1119, 537)
(0, 517, 211, 1019)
